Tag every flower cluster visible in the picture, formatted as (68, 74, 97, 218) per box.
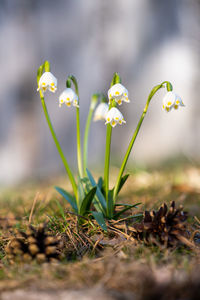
(37, 61, 186, 229)
(37, 71, 185, 125)
(94, 83, 130, 128)
(162, 91, 184, 112)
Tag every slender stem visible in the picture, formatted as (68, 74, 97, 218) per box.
(113, 83, 166, 201)
(83, 108, 93, 176)
(68, 75, 84, 178)
(103, 73, 121, 217)
(83, 95, 98, 176)
(104, 123, 112, 214)
(76, 107, 83, 178)
(40, 91, 77, 198)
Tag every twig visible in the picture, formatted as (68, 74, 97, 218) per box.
(28, 192, 40, 224)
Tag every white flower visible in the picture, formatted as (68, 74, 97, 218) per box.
(108, 83, 130, 105)
(105, 107, 126, 127)
(93, 103, 109, 121)
(59, 88, 79, 108)
(173, 94, 185, 110)
(162, 91, 185, 112)
(37, 72, 57, 93)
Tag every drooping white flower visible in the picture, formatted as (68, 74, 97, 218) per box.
(162, 91, 185, 112)
(173, 94, 185, 110)
(105, 107, 126, 127)
(37, 72, 57, 93)
(93, 102, 109, 121)
(59, 88, 79, 108)
(108, 83, 130, 105)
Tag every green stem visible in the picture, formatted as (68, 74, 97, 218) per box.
(113, 82, 170, 201)
(104, 123, 112, 214)
(76, 107, 83, 178)
(40, 91, 77, 198)
(67, 75, 83, 178)
(104, 73, 121, 217)
(83, 94, 98, 176)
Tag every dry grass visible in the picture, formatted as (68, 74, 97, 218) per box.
(0, 164, 200, 299)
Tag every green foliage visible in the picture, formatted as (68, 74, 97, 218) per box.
(86, 169, 140, 229)
(55, 187, 78, 212)
(91, 211, 107, 231)
(80, 187, 97, 216)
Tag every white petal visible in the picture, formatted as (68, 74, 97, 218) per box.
(94, 103, 109, 121)
(162, 91, 176, 108)
(38, 72, 57, 93)
(109, 83, 127, 98)
(105, 107, 126, 127)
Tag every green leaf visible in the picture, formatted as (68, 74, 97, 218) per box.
(114, 203, 141, 219)
(97, 177, 103, 190)
(107, 190, 114, 219)
(86, 169, 107, 214)
(82, 176, 102, 213)
(77, 176, 85, 205)
(80, 187, 97, 216)
(91, 211, 107, 231)
(115, 202, 141, 207)
(81, 177, 90, 184)
(55, 186, 78, 213)
(116, 174, 130, 195)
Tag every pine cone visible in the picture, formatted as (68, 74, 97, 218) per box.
(131, 201, 188, 247)
(5, 224, 63, 263)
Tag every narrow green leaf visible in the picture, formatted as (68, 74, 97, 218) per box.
(80, 187, 97, 216)
(81, 177, 90, 184)
(97, 177, 103, 189)
(77, 176, 85, 208)
(86, 169, 107, 214)
(116, 174, 130, 195)
(107, 190, 114, 219)
(91, 211, 107, 231)
(55, 186, 78, 212)
(83, 178, 102, 213)
(115, 202, 141, 207)
(114, 203, 141, 219)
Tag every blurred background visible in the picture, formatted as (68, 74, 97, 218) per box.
(0, 0, 199, 185)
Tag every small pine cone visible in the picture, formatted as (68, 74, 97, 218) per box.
(132, 201, 188, 247)
(5, 223, 63, 263)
